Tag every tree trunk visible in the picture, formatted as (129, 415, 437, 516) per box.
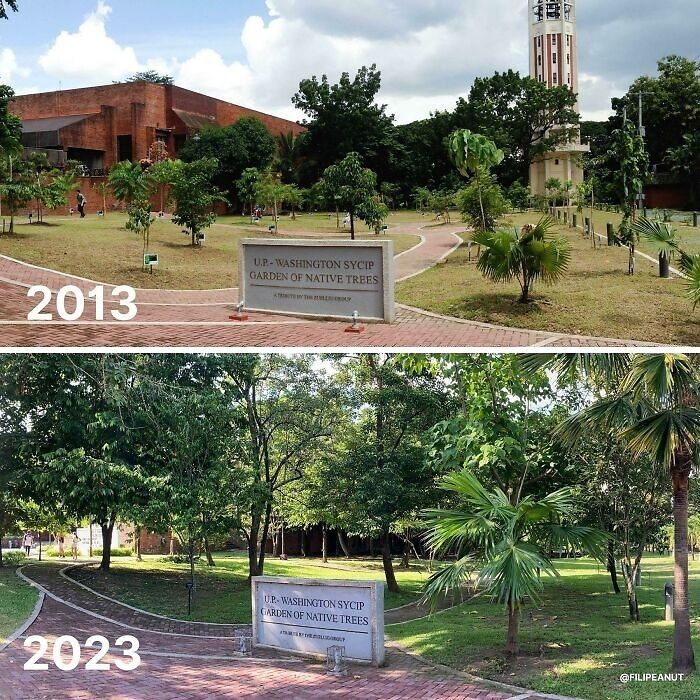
(248, 511, 262, 579)
(169, 532, 175, 555)
(350, 211, 355, 240)
(624, 570, 640, 622)
(381, 531, 400, 594)
(0, 531, 4, 567)
(301, 529, 307, 558)
(672, 454, 696, 672)
(257, 500, 273, 576)
(134, 524, 142, 562)
(506, 602, 520, 656)
(322, 525, 328, 564)
(204, 538, 215, 567)
(272, 529, 279, 558)
(607, 540, 621, 594)
(100, 521, 114, 572)
(337, 531, 351, 558)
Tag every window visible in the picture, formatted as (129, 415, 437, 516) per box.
(555, 159, 560, 165)
(553, 53, 558, 64)
(538, 55, 542, 65)
(117, 135, 133, 162)
(567, 53, 570, 64)
(553, 73, 558, 84)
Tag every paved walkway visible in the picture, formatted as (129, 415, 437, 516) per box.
(0, 564, 562, 700)
(0, 225, 648, 348)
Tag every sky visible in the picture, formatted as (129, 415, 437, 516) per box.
(0, 0, 698, 125)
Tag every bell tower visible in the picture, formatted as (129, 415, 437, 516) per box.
(528, 1, 588, 197)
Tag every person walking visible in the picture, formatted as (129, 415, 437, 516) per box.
(57, 535, 66, 559)
(71, 531, 80, 561)
(22, 532, 33, 557)
(77, 190, 87, 218)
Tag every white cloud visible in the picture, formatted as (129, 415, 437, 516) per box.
(0, 48, 30, 84)
(38, 1, 139, 82)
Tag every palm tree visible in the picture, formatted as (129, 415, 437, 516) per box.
(679, 251, 700, 308)
(634, 218, 681, 279)
(471, 216, 571, 303)
(423, 470, 606, 657)
(275, 132, 303, 184)
(108, 161, 153, 206)
(525, 353, 700, 673)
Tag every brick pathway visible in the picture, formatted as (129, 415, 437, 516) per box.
(0, 564, 561, 700)
(0, 226, 648, 348)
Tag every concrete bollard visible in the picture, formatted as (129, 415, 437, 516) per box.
(694, 212, 698, 228)
(607, 222, 614, 246)
(584, 217, 590, 235)
(573, 214, 578, 228)
(665, 582, 674, 621)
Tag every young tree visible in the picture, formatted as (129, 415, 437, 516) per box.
(356, 195, 389, 235)
(449, 129, 505, 232)
(255, 171, 291, 234)
(424, 470, 605, 656)
(472, 216, 572, 303)
(456, 172, 509, 234)
(320, 152, 379, 240)
(148, 158, 179, 214)
(236, 167, 260, 216)
(170, 158, 227, 246)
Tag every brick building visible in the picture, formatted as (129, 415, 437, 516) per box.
(11, 81, 304, 173)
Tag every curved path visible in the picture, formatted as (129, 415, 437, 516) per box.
(0, 563, 565, 700)
(0, 224, 647, 348)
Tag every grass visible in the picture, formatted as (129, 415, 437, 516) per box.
(0, 566, 38, 644)
(0, 212, 420, 290)
(389, 554, 700, 700)
(397, 212, 700, 345)
(69, 552, 428, 624)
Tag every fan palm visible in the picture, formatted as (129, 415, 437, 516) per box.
(423, 470, 606, 656)
(522, 353, 700, 673)
(633, 218, 681, 278)
(472, 216, 571, 303)
(678, 251, 700, 309)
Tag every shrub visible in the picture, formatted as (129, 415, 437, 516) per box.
(1, 551, 27, 567)
(160, 554, 202, 565)
(456, 173, 510, 233)
(93, 547, 133, 558)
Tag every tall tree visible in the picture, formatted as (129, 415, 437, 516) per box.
(530, 353, 700, 673)
(292, 65, 397, 184)
(454, 70, 580, 186)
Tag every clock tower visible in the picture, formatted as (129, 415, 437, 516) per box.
(528, 1, 588, 196)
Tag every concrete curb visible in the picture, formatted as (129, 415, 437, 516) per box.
(385, 639, 584, 700)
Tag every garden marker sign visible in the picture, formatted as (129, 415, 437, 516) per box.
(252, 576, 385, 666)
(240, 239, 395, 323)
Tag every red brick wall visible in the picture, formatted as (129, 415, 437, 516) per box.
(12, 83, 303, 167)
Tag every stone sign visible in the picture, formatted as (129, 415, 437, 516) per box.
(240, 239, 395, 322)
(251, 576, 385, 666)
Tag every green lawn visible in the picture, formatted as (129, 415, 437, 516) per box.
(397, 212, 700, 345)
(389, 554, 700, 700)
(69, 552, 428, 624)
(0, 566, 38, 644)
(0, 212, 420, 290)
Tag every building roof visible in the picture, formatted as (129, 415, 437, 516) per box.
(172, 108, 219, 131)
(21, 114, 97, 133)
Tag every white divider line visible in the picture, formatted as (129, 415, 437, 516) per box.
(394, 234, 426, 260)
(16, 567, 241, 640)
(59, 565, 240, 628)
(0, 569, 45, 653)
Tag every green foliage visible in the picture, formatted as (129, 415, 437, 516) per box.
(236, 167, 260, 215)
(122, 71, 174, 85)
(0, 0, 18, 20)
(506, 182, 530, 211)
(423, 469, 605, 654)
(448, 129, 504, 179)
(292, 64, 397, 185)
(356, 195, 390, 234)
(178, 117, 276, 205)
(93, 547, 133, 557)
(320, 152, 379, 238)
(1, 551, 26, 567)
(170, 158, 227, 245)
(454, 70, 580, 184)
(472, 216, 571, 302)
(0, 84, 22, 158)
(633, 218, 680, 261)
(456, 172, 510, 233)
(108, 161, 154, 205)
